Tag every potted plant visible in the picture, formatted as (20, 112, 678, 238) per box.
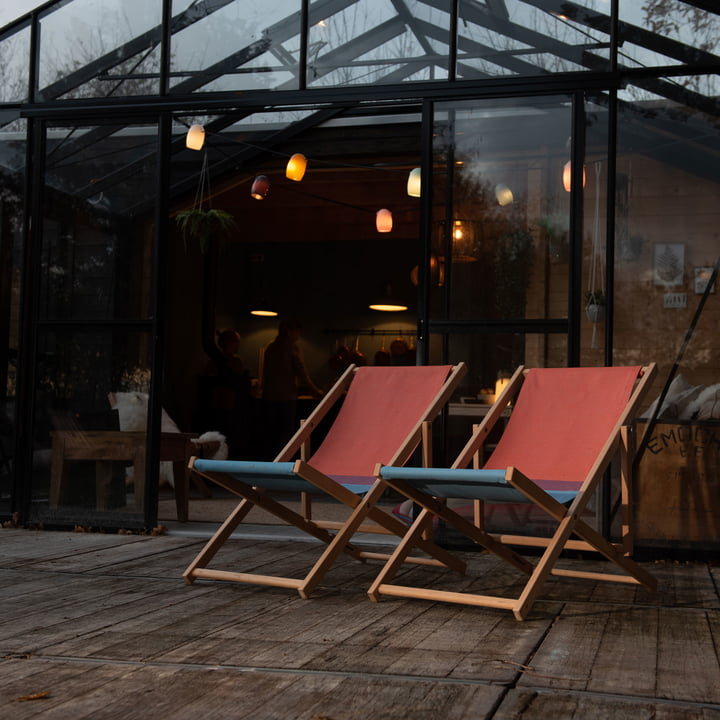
(585, 290, 606, 323)
(173, 149, 236, 252)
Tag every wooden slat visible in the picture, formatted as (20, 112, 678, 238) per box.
(376, 583, 519, 610)
(190, 567, 305, 589)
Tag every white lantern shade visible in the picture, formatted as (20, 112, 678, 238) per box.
(407, 167, 421, 197)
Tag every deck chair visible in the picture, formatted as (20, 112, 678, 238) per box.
(183, 362, 467, 598)
(367, 363, 658, 620)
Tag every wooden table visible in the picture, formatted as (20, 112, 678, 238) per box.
(50, 431, 198, 521)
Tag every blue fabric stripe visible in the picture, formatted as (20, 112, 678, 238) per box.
(192, 459, 369, 495)
(379, 466, 577, 504)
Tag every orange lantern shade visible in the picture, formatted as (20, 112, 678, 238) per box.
(286, 153, 307, 181)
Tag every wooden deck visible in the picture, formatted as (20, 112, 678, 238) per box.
(1, 524, 719, 719)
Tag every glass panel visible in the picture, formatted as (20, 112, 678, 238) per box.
(28, 119, 160, 528)
(0, 117, 25, 517)
(580, 96, 610, 362)
(0, 20, 31, 103)
(456, 0, 611, 79)
(620, 1, 720, 69)
(307, 0, 450, 88)
(41, 122, 159, 322)
(170, 0, 302, 93)
(430, 96, 572, 324)
(29, 327, 154, 526)
(615, 81, 720, 392)
(37, 0, 162, 100)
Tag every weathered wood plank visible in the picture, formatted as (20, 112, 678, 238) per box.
(586, 606, 659, 697)
(656, 607, 720, 703)
(494, 688, 717, 719)
(517, 604, 614, 690)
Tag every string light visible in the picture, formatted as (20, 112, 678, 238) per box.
(407, 167, 421, 197)
(376, 208, 393, 232)
(251, 175, 270, 199)
(186, 124, 205, 150)
(286, 153, 307, 181)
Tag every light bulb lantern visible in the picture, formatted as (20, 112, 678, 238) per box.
(407, 167, 422, 197)
(449, 219, 478, 262)
(376, 208, 393, 233)
(563, 160, 586, 192)
(286, 153, 307, 181)
(186, 124, 205, 150)
(251, 175, 270, 200)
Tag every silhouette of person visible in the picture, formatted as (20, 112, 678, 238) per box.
(261, 319, 322, 458)
(209, 329, 250, 457)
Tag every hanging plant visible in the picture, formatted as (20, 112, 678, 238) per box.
(175, 208, 236, 252)
(585, 290, 606, 323)
(174, 149, 236, 252)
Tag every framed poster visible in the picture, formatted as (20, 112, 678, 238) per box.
(654, 243, 684, 286)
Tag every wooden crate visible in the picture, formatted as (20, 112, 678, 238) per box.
(634, 420, 720, 548)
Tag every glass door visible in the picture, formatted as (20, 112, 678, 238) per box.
(425, 93, 612, 398)
(21, 118, 162, 530)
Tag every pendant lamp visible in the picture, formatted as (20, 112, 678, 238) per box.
(186, 124, 205, 150)
(369, 283, 408, 312)
(286, 153, 307, 181)
(250, 299, 278, 317)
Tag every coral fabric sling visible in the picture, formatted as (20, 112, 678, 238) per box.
(485, 366, 642, 490)
(309, 365, 455, 484)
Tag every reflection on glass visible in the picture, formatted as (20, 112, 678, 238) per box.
(31, 328, 153, 523)
(620, 2, 720, 70)
(37, 0, 162, 100)
(431, 97, 572, 323)
(0, 119, 24, 515)
(457, 0, 610, 78)
(615, 82, 720, 389)
(170, 0, 301, 93)
(308, 0, 450, 87)
(0, 21, 31, 103)
(41, 122, 158, 322)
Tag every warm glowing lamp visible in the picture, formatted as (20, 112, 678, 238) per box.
(251, 175, 270, 199)
(250, 299, 278, 317)
(286, 153, 307, 181)
(407, 167, 421, 197)
(186, 124, 205, 150)
(495, 372, 511, 397)
(369, 283, 408, 312)
(495, 183, 514, 206)
(563, 161, 586, 192)
(376, 208, 393, 232)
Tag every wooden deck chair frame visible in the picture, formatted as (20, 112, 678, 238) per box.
(366, 363, 658, 621)
(183, 362, 467, 598)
